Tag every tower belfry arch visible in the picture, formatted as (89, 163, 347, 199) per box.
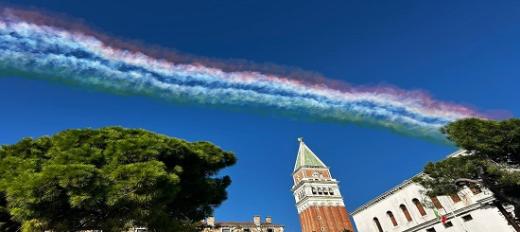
(291, 138, 354, 232)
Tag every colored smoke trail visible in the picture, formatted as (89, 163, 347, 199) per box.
(0, 8, 483, 141)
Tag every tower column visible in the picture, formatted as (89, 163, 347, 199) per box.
(291, 138, 354, 232)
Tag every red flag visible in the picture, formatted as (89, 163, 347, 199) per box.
(441, 215, 448, 224)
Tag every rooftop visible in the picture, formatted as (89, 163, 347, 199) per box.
(293, 138, 327, 172)
(215, 222, 284, 228)
(351, 149, 467, 215)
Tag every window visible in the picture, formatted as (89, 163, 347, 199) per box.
(244, 229, 250, 232)
(328, 187, 334, 195)
(413, 198, 427, 216)
(450, 194, 461, 203)
(221, 229, 231, 232)
(400, 204, 412, 222)
(267, 229, 274, 232)
(470, 186, 482, 195)
(387, 211, 398, 226)
(430, 196, 443, 209)
(462, 214, 473, 222)
(373, 217, 383, 232)
(318, 187, 323, 195)
(444, 221, 453, 228)
(312, 187, 317, 194)
(426, 227, 436, 232)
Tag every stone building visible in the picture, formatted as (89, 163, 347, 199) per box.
(291, 138, 354, 232)
(351, 150, 518, 232)
(202, 215, 284, 232)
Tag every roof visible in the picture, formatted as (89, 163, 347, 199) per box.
(351, 149, 468, 215)
(215, 222, 284, 228)
(350, 175, 419, 215)
(293, 138, 327, 172)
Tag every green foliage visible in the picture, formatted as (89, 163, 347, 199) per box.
(441, 118, 520, 164)
(0, 127, 236, 231)
(416, 118, 520, 219)
(0, 192, 20, 231)
(414, 155, 484, 196)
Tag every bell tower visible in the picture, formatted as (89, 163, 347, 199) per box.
(291, 138, 354, 232)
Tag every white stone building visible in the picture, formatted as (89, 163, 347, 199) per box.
(351, 150, 518, 232)
(201, 215, 284, 232)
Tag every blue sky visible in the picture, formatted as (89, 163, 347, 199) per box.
(1, 1, 520, 231)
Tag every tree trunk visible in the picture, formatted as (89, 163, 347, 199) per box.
(494, 201, 520, 232)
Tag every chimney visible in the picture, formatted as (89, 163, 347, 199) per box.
(253, 215, 261, 226)
(206, 216, 215, 227)
(265, 216, 272, 224)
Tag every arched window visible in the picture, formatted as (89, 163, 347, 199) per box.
(328, 187, 334, 195)
(387, 211, 398, 226)
(430, 196, 443, 209)
(311, 187, 317, 194)
(450, 194, 461, 203)
(400, 204, 412, 222)
(413, 198, 427, 216)
(373, 217, 383, 232)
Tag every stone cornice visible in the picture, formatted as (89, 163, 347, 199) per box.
(351, 149, 468, 215)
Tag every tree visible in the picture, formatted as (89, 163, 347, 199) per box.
(415, 118, 520, 224)
(0, 192, 20, 231)
(0, 127, 236, 232)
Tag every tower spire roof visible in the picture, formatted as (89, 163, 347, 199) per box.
(293, 138, 327, 172)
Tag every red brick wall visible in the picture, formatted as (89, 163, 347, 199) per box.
(299, 206, 353, 232)
(294, 168, 332, 184)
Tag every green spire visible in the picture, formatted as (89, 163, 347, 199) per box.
(294, 138, 327, 172)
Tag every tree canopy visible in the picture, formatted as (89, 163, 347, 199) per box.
(0, 127, 236, 231)
(416, 118, 520, 221)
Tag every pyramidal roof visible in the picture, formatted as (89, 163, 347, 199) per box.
(293, 138, 327, 172)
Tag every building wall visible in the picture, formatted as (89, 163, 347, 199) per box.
(299, 206, 353, 232)
(352, 182, 516, 232)
(202, 216, 284, 232)
(202, 225, 284, 232)
(292, 169, 354, 232)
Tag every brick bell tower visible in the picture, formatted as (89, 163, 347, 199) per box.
(291, 138, 354, 232)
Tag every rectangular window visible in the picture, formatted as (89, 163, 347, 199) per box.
(444, 221, 453, 228)
(462, 214, 473, 222)
(426, 227, 437, 232)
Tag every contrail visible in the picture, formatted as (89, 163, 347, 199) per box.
(0, 7, 484, 142)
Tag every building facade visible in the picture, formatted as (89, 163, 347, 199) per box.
(291, 138, 354, 232)
(351, 150, 518, 232)
(202, 215, 284, 232)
